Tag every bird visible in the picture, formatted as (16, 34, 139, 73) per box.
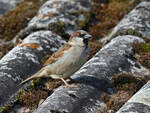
(19, 30, 91, 87)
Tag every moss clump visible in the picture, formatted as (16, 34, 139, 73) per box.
(0, 0, 48, 59)
(0, 105, 12, 113)
(0, 40, 13, 59)
(133, 43, 150, 53)
(18, 89, 25, 95)
(112, 73, 146, 92)
(0, 107, 7, 113)
(76, 11, 91, 30)
(109, 29, 149, 43)
(133, 42, 150, 69)
(101, 91, 131, 113)
(88, 0, 140, 41)
(88, 41, 103, 59)
(48, 21, 70, 40)
(0, 0, 47, 41)
(17, 89, 49, 109)
(30, 78, 42, 87)
(100, 73, 146, 113)
(45, 79, 62, 90)
(112, 29, 143, 39)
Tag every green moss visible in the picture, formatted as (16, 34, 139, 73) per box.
(48, 21, 70, 40)
(133, 42, 150, 53)
(111, 29, 147, 41)
(0, 105, 12, 113)
(88, 41, 103, 59)
(17, 89, 49, 109)
(18, 89, 25, 95)
(132, 42, 150, 69)
(0, 107, 7, 113)
(100, 73, 147, 113)
(31, 78, 43, 87)
(104, 28, 150, 45)
(139, 43, 150, 52)
(76, 11, 90, 30)
(112, 73, 146, 92)
(89, 0, 140, 41)
(0, 0, 47, 41)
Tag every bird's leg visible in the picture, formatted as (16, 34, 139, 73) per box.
(60, 78, 73, 88)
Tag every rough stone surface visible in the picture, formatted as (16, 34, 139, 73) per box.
(33, 35, 148, 113)
(117, 102, 150, 113)
(117, 81, 150, 113)
(0, 0, 92, 109)
(1, 0, 150, 112)
(0, 30, 66, 107)
(102, 1, 150, 44)
(14, 0, 92, 42)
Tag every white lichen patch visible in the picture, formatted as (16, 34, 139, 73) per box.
(83, 99, 104, 113)
(0, 72, 12, 78)
(102, 1, 150, 43)
(21, 30, 65, 51)
(130, 64, 150, 77)
(102, 35, 144, 51)
(12, 75, 22, 81)
(0, 30, 65, 83)
(128, 81, 150, 106)
(22, 31, 51, 45)
(0, 46, 19, 63)
(50, 47, 58, 52)
(25, 52, 40, 64)
(0, 65, 12, 70)
(28, 0, 91, 34)
(75, 68, 87, 75)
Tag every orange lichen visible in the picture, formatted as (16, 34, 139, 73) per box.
(52, 1, 57, 4)
(48, 12, 53, 17)
(15, 38, 23, 45)
(20, 43, 39, 48)
(41, 14, 47, 19)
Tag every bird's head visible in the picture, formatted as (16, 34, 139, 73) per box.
(68, 30, 91, 47)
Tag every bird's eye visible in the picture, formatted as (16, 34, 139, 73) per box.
(79, 34, 85, 37)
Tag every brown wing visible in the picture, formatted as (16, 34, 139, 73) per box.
(68, 31, 80, 42)
(43, 44, 72, 66)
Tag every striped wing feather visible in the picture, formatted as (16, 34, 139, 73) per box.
(43, 44, 72, 66)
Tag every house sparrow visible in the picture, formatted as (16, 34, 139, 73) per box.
(19, 30, 91, 87)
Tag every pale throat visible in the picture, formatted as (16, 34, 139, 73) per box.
(68, 40, 85, 47)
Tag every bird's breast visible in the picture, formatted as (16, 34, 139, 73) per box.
(49, 46, 88, 78)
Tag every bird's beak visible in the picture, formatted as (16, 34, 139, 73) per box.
(85, 34, 92, 39)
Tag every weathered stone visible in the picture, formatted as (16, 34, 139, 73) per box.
(102, 1, 150, 44)
(0, 0, 92, 110)
(33, 35, 148, 113)
(13, 0, 92, 42)
(0, 30, 66, 107)
(117, 81, 150, 113)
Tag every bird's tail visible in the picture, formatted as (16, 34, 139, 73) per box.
(18, 66, 49, 86)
